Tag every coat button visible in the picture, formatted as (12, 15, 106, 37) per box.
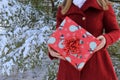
(82, 17, 86, 20)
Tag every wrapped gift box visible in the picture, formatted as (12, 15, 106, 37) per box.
(48, 17, 101, 71)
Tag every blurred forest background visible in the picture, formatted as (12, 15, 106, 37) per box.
(18, 0, 120, 54)
(0, 0, 120, 80)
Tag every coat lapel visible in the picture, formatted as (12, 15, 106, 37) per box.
(81, 0, 103, 11)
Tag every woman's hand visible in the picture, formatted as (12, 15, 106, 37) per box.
(48, 46, 65, 60)
(94, 35, 106, 52)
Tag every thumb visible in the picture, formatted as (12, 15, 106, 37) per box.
(97, 36, 103, 40)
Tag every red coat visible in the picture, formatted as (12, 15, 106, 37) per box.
(49, 0, 120, 80)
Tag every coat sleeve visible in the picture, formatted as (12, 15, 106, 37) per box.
(56, 6, 63, 28)
(103, 5, 120, 48)
(48, 6, 63, 60)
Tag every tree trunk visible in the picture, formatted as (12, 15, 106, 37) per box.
(50, 0, 55, 12)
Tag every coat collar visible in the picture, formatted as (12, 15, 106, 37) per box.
(59, 0, 103, 16)
(81, 0, 103, 11)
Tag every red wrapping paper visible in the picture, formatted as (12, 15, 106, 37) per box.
(48, 17, 101, 71)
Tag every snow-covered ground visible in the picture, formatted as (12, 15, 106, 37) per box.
(0, 55, 120, 80)
(0, 56, 53, 80)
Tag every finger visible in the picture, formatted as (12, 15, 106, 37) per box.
(94, 42, 104, 52)
(51, 51, 65, 60)
(56, 55, 65, 60)
(97, 36, 106, 43)
(48, 46, 51, 51)
(94, 35, 106, 52)
(49, 50, 61, 58)
(48, 46, 55, 53)
(97, 36, 103, 40)
(52, 51, 61, 56)
(94, 41, 102, 51)
(48, 46, 58, 53)
(48, 46, 64, 60)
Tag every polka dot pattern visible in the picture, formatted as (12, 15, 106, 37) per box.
(48, 17, 101, 71)
(47, 37, 56, 44)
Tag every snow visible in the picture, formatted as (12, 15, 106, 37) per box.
(0, 0, 54, 76)
(2, 59, 15, 75)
